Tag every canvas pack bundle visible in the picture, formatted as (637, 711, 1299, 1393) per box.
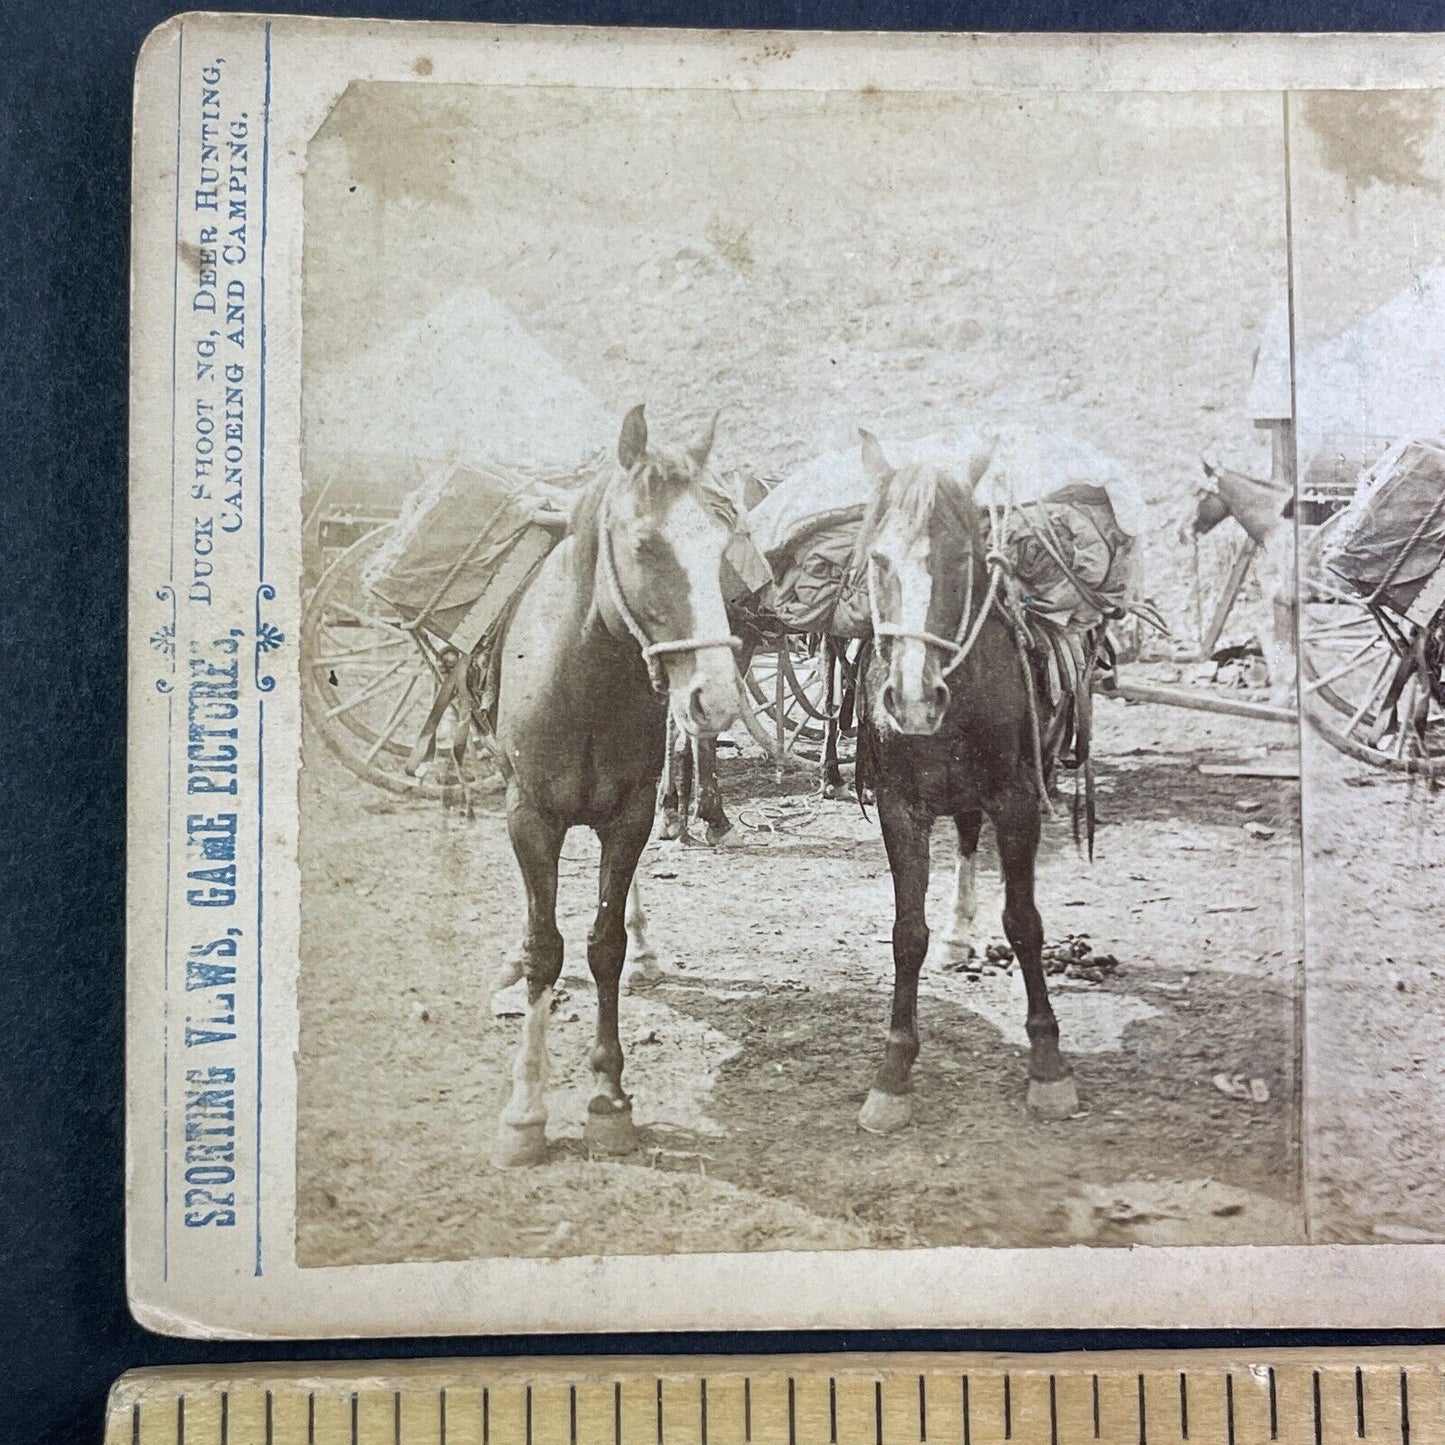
(362, 459, 591, 642)
(1324, 437, 1445, 617)
(743, 429, 1144, 638)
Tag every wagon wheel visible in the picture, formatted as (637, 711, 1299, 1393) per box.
(1299, 517, 1445, 775)
(744, 633, 832, 750)
(300, 525, 501, 801)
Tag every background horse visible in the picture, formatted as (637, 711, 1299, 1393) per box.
(1179, 459, 1296, 705)
(491, 405, 743, 1166)
(853, 431, 1079, 1134)
(659, 718, 736, 845)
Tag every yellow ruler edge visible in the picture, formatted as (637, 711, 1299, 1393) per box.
(104, 1348, 1445, 1445)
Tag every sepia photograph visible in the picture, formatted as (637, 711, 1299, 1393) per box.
(294, 81, 1306, 1265)
(1285, 91, 1445, 1245)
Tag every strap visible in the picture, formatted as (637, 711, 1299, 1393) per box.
(597, 492, 741, 693)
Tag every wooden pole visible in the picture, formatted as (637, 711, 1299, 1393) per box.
(1107, 678, 1295, 725)
(1200, 537, 1260, 659)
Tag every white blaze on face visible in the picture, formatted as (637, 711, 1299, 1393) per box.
(875, 510, 935, 710)
(660, 482, 741, 735)
(667, 485, 732, 640)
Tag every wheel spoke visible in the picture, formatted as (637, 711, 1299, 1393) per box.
(324, 654, 413, 718)
(325, 603, 412, 635)
(363, 674, 423, 764)
(1339, 651, 1397, 738)
(310, 636, 411, 666)
(1302, 616, 1376, 643)
(1306, 573, 1371, 606)
(1302, 636, 1381, 694)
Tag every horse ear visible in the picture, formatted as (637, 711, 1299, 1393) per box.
(618, 404, 648, 470)
(967, 432, 999, 490)
(687, 411, 719, 470)
(859, 429, 892, 487)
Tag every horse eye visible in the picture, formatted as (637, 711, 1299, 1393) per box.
(632, 531, 666, 561)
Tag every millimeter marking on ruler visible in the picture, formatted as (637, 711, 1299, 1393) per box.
(105, 1350, 1445, 1445)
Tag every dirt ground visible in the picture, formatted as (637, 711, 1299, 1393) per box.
(296, 89, 1324, 1266)
(296, 672, 1304, 1266)
(1302, 726, 1445, 1244)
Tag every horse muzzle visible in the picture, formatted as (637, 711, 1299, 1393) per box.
(879, 683, 950, 735)
(665, 648, 742, 738)
(878, 662, 950, 735)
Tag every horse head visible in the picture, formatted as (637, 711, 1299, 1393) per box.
(858, 430, 991, 735)
(1180, 457, 1289, 546)
(597, 404, 743, 738)
(1175, 459, 1232, 544)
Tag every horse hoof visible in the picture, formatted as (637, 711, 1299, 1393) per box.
(624, 959, 663, 993)
(707, 824, 743, 849)
(940, 936, 974, 966)
(858, 1088, 911, 1135)
(822, 783, 856, 803)
(492, 955, 525, 991)
(493, 1121, 549, 1168)
(489, 977, 529, 1019)
(1027, 1075, 1080, 1120)
(660, 813, 684, 842)
(584, 1105, 639, 1156)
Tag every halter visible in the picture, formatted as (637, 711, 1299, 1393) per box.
(864, 489, 1056, 812)
(866, 510, 1006, 681)
(596, 481, 741, 694)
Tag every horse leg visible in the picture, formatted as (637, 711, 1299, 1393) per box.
(493, 804, 566, 1167)
(623, 877, 663, 990)
(838, 649, 870, 805)
(995, 789, 1078, 1120)
(660, 712, 687, 841)
(672, 732, 700, 846)
(1267, 592, 1298, 708)
(696, 739, 738, 847)
(859, 788, 932, 1135)
(839, 648, 857, 734)
(821, 639, 849, 800)
(940, 810, 983, 965)
(1260, 530, 1298, 708)
(585, 789, 656, 1155)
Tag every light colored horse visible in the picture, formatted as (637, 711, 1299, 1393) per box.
(1179, 460, 1297, 707)
(488, 406, 742, 1167)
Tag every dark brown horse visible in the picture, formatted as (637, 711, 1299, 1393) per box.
(853, 431, 1078, 1133)
(491, 406, 743, 1167)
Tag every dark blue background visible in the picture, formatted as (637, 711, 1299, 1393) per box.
(5, 2, 1445, 1441)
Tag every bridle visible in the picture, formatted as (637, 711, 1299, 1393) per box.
(595, 478, 741, 694)
(866, 503, 1008, 683)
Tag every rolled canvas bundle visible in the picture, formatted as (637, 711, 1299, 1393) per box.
(362, 458, 591, 641)
(1325, 438, 1445, 616)
(741, 427, 1146, 637)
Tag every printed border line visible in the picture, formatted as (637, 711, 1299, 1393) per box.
(161, 18, 186, 1284)
(254, 18, 273, 1280)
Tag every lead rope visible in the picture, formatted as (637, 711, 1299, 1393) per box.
(865, 533, 1002, 679)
